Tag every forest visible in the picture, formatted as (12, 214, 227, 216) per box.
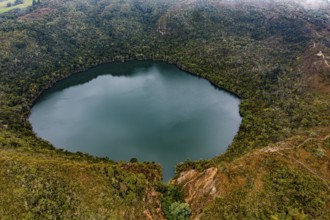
(0, 0, 329, 219)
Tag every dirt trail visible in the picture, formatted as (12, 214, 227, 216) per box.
(316, 50, 329, 68)
(275, 150, 330, 191)
(262, 134, 330, 190)
(262, 134, 330, 153)
(230, 134, 330, 183)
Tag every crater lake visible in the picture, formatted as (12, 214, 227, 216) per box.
(29, 61, 242, 181)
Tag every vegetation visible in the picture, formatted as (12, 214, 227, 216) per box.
(160, 184, 191, 220)
(0, 144, 164, 219)
(0, 0, 329, 218)
(175, 129, 330, 219)
(0, 0, 32, 13)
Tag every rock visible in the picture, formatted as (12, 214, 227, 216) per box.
(172, 167, 219, 218)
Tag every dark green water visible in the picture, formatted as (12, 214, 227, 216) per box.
(29, 61, 241, 181)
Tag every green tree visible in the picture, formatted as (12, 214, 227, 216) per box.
(168, 202, 191, 220)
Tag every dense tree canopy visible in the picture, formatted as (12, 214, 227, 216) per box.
(0, 0, 329, 219)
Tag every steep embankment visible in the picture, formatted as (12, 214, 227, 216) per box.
(0, 130, 164, 219)
(173, 128, 330, 219)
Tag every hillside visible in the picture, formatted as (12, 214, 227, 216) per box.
(0, 0, 329, 219)
(173, 128, 330, 219)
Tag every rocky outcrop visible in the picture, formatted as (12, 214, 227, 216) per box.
(171, 167, 220, 218)
(172, 131, 330, 219)
(143, 187, 166, 220)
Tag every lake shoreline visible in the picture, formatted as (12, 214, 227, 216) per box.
(29, 61, 242, 181)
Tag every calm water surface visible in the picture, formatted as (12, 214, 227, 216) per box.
(29, 61, 241, 181)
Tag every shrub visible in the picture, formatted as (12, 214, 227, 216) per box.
(168, 202, 192, 220)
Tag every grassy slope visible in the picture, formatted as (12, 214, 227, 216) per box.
(0, 129, 164, 219)
(0, 0, 32, 14)
(173, 128, 330, 219)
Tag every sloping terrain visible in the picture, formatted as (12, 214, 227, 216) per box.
(173, 128, 330, 219)
(0, 0, 329, 219)
(0, 147, 164, 219)
(0, 129, 165, 219)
